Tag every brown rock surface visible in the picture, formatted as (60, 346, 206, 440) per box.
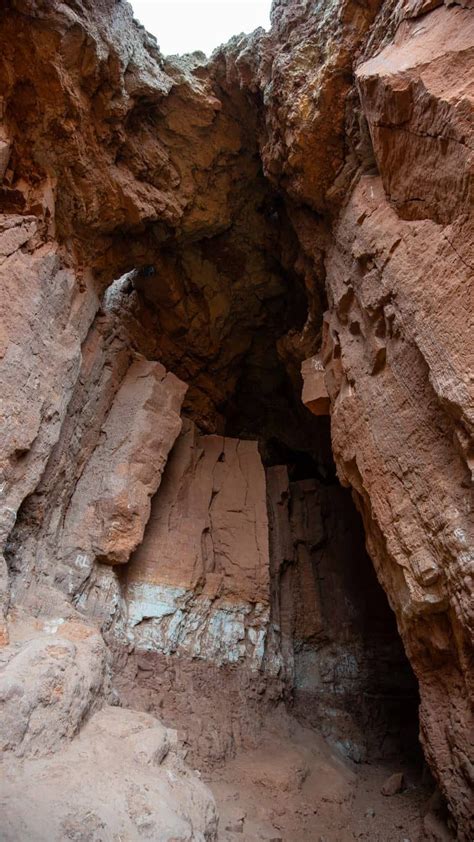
(224, 0, 381, 211)
(119, 422, 272, 669)
(1, 700, 217, 841)
(0, 0, 472, 839)
(61, 358, 186, 567)
(266, 466, 420, 763)
(0, 214, 98, 550)
(302, 355, 330, 416)
(357, 6, 474, 224)
(319, 11, 474, 821)
(0, 624, 108, 757)
(263, 1, 473, 832)
(381, 771, 405, 796)
(323, 167, 473, 834)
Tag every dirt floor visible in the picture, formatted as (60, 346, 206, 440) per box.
(204, 711, 429, 842)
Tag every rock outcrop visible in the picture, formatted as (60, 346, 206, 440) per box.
(2, 705, 217, 842)
(0, 0, 472, 839)
(61, 358, 186, 567)
(318, 9, 474, 833)
(0, 622, 109, 758)
(0, 622, 217, 841)
(119, 424, 272, 669)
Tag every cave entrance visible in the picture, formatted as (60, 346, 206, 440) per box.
(264, 438, 422, 767)
(218, 307, 422, 769)
(121, 253, 423, 775)
(115, 407, 423, 778)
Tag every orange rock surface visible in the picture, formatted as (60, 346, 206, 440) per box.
(0, 0, 472, 838)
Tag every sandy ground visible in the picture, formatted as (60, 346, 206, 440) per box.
(205, 713, 428, 842)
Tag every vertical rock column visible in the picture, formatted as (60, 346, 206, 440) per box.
(57, 359, 187, 622)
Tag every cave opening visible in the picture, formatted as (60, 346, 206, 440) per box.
(114, 253, 423, 778)
(264, 439, 423, 767)
(228, 381, 423, 770)
(1, 0, 471, 837)
(28, 14, 424, 811)
(99, 140, 425, 778)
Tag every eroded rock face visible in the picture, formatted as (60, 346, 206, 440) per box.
(316, 9, 474, 831)
(357, 6, 473, 225)
(118, 423, 272, 669)
(323, 169, 473, 834)
(0, 623, 217, 841)
(0, 0, 473, 838)
(267, 465, 420, 763)
(0, 623, 109, 758)
(257, 1, 474, 833)
(0, 214, 98, 552)
(61, 358, 186, 567)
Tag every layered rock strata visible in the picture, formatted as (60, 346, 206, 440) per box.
(118, 424, 273, 670)
(267, 465, 420, 763)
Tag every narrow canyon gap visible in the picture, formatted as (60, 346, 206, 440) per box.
(0, 1, 472, 841)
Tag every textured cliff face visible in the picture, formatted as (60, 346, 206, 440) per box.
(258, 1, 474, 834)
(120, 424, 272, 668)
(320, 9, 474, 834)
(267, 466, 420, 763)
(0, 0, 473, 839)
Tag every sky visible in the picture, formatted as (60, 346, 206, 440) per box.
(130, 0, 272, 56)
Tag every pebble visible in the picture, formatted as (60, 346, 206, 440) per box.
(225, 820, 244, 834)
(381, 771, 405, 797)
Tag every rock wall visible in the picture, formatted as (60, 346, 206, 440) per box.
(321, 168, 473, 833)
(0, 620, 217, 840)
(267, 467, 420, 764)
(319, 10, 474, 833)
(118, 423, 273, 670)
(0, 0, 472, 838)
(112, 432, 415, 772)
(253, 1, 474, 834)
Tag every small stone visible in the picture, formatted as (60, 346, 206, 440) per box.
(225, 809, 245, 834)
(365, 807, 376, 818)
(301, 355, 330, 416)
(381, 771, 405, 796)
(225, 819, 244, 833)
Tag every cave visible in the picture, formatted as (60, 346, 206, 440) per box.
(95, 118, 423, 773)
(0, 1, 472, 841)
(115, 407, 424, 771)
(103, 245, 425, 831)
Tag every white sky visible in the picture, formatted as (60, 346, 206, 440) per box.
(131, 0, 272, 56)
